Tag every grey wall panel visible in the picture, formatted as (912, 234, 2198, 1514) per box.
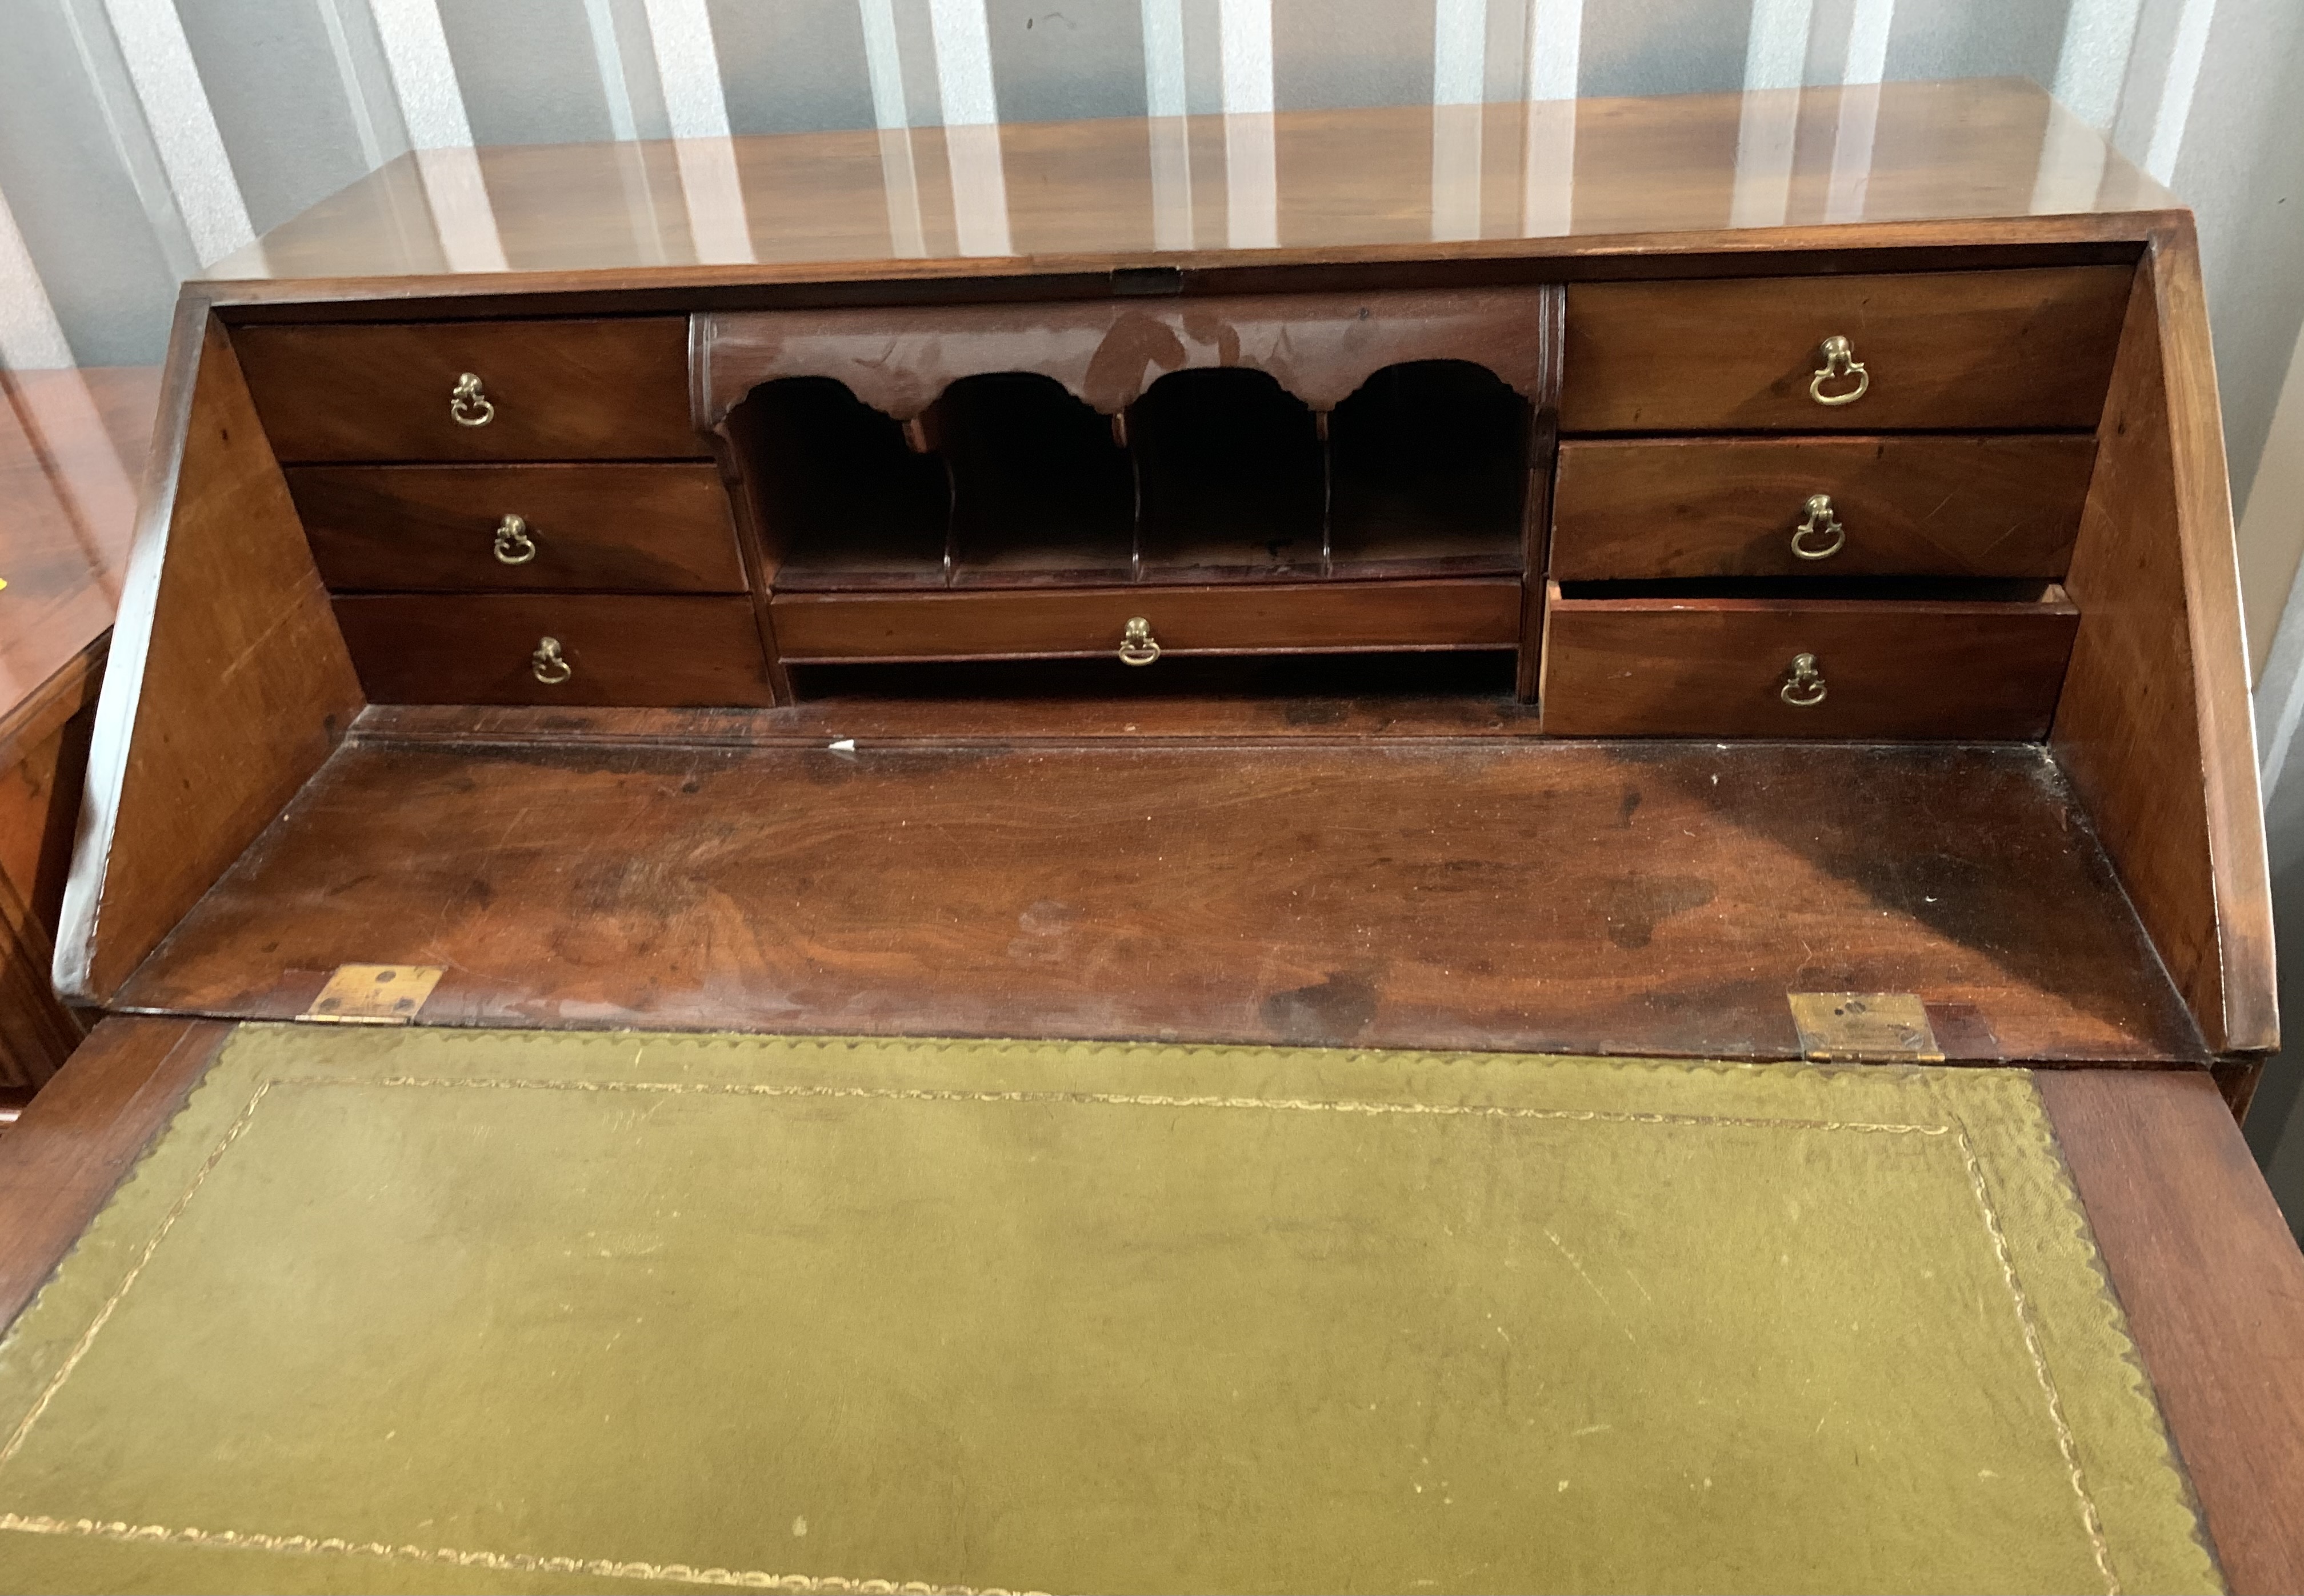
(987, 0, 1146, 123)
(0, 1, 181, 364)
(439, 0, 615, 146)
(2175, 0, 2304, 518)
(711, 0, 875, 134)
(1274, 0, 1433, 113)
(175, 0, 378, 234)
(1885, 0, 2068, 89)
(1581, 0, 1755, 100)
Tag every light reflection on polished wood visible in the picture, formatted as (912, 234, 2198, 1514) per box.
(205, 81, 2171, 286)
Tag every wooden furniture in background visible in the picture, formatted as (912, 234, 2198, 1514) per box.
(0, 367, 159, 1094)
(4, 80, 2301, 1589)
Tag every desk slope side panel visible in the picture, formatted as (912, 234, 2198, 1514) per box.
(51, 304, 365, 1005)
(2051, 225, 2276, 1061)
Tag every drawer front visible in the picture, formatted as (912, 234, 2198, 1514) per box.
(1550, 436, 2094, 580)
(335, 595, 774, 706)
(1539, 586, 2078, 738)
(290, 465, 746, 593)
(1560, 267, 2131, 433)
(771, 578, 1523, 662)
(237, 319, 703, 462)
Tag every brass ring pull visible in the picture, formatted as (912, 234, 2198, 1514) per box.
(1118, 617, 1161, 666)
(1809, 335, 1869, 406)
(530, 635, 572, 685)
(450, 371, 495, 427)
(1779, 652, 1827, 708)
(1791, 494, 1846, 561)
(493, 513, 538, 565)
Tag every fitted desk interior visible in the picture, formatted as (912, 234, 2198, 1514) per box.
(7, 79, 2303, 1593)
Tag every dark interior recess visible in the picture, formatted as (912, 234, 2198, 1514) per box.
(731, 378, 948, 589)
(1329, 361, 1531, 574)
(936, 373, 1137, 583)
(1131, 368, 1327, 579)
(784, 649, 1521, 703)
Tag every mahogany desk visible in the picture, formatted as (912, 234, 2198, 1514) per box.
(0, 367, 158, 1092)
(6, 79, 2304, 1590)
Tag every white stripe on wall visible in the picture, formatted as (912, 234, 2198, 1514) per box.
(1432, 0, 1487, 241)
(1842, 0, 1894, 85)
(644, 0, 731, 138)
(2051, 0, 2147, 131)
(2145, 0, 2215, 184)
(0, 191, 78, 370)
(99, 0, 253, 263)
(927, 0, 999, 126)
(1526, 0, 1582, 102)
(639, 0, 752, 264)
(1142, 0, 1188, 118)
(1434, 0, 1486, 106)
(369, 0, 474, 147)
(583, 0, 643, 142)
(1745, 0, 1815, 91)
(858, 0, 909, 130)
(1219, 0, 1274, 114)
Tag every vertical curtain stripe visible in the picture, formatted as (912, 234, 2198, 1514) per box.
(1142, 0, 1189, 118)
(369, 0, 474, 147)
(1525, 0, 1582, 102)
(0, 192, 77, 370)
(1842, 0, 1894, 85)
(1744, 0, 1815, 91)
(1218, 0, 1274, 114)
(858, 0, 911, 130)
(1433, 0, 1487, 106)
(643, 0, 733, 139)
(2050, 0, 2146, 131)
(98, 0, 253, 263)
(2144, 0, 2215, 184)
(926, 0, 999, 126)
(583, 0, 645, 141)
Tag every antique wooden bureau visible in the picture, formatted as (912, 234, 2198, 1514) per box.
(3, 78, 2302, 1593)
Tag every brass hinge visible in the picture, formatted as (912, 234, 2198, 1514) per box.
(298, 965, 443, 1026)
(1787, 992, 1945, 1062)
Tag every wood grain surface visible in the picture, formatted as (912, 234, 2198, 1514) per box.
(113, 737, 2202, 1065)
(0, 367, 160, 709)
(55, 306, 367, 1006)
(1550, 435, 2094, 579)
(771, 578, 1524, 662)
(289, 463, 746, 593)
(1560, 267, 2133, 433)
(0, 1016, 231, 1330)
(234, 318, 704, 462)
(201, 82, 2169, 287)
(2041, 1069, 2304, 1594)
(1540, 583, 2080, 738)
(333, 594, 776, 706)
(2051, 225, 2276, 1057)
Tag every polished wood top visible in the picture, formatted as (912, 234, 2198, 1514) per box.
(205, 79, 2172, 291)
(0, 369, 161, 719)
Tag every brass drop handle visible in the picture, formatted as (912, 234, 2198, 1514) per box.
(1791, 494, 1846, 560)
(493, 513, 538, 565)
(1809, 335, 1869, 406)
(530, 635, 573, 685)
(1118, 616, 1161, 666)
(1779, 652, 1827, 707)
(451, 371, 495, 427)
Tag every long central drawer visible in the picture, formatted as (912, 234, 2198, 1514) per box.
(771, 579, 1523, 663)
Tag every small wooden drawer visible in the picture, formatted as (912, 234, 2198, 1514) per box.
(1559, 267, 2131, 433)
(334, 595, 774, 706)
(1538, 581, 2078, 738)
(289, 465, 746, 593)
(771, 578, 1523, 663)
(1550, 436, 2095, 580)
(236, 319, 704, 462)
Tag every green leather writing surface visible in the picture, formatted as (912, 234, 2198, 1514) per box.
(0, 1027, 2218, 1593)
